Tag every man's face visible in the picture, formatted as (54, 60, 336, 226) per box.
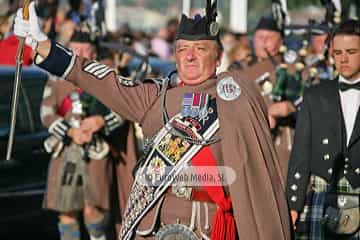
(332, 34, 360, 81)
(68, 42, 95, 59)
(312, 34, 328, 55)
(253, 29, 282, 59)
(175, 39, 221, 85)
(221, 33, 238, 51)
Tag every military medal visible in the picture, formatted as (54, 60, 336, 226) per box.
(182, 93, 210, 119)
(217, 76, 241, 101)
(198, 94, 209, 117)
(181, 93, 193, 117)
(198, 93, 210, 124)
(190, 93, 201, 118)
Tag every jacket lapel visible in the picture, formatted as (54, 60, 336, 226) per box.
(347, 106, 360, 148)
(321, 80, 345, 145)
(335, 76, 360, 148)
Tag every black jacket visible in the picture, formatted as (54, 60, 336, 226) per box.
(286, 79, 360, 211)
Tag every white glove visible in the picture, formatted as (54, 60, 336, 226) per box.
(13, 2, 48, 50)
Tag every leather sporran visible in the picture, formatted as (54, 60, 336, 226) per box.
(155, 224, 199, 240)
(322, 193, 360, 236)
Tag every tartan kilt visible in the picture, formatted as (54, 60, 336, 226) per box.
(43, 148, 113, 212)
(295, 175, 360, 240)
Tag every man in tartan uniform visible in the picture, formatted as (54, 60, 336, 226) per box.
(296, 177, 360, 239)
(286, 19, 360, 240)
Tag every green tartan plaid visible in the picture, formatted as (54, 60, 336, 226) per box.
(295, 175, 360, 240)
(311, 175, 360, 194)
(272, 67, 304, 102)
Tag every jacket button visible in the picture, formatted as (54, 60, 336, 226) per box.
(322, 138, 329, 144)
(291, 196, 297, 202)
(323, 154, 330, 160)
(344, 164, 349, 169)
(328, 168, 333, 174)
(355, 168, 360, 175)
(291, 184, 298, 191)
(294, 172, 301, 179)
(344, 170, 348, 175)
(345, 157, 349, 162)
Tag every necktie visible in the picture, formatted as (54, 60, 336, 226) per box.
(339, 82, 360, 91)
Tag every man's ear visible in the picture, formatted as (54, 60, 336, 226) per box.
(216, 50, 223, 67)
(92, 47, 97, 60)
(328, 42, 334, 57)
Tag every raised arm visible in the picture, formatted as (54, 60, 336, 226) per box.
(14, 2, 159, 124)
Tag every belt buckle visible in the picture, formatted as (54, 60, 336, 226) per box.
(337, 194, 359, 208)
(172, 184, 192, 200)
(338, 195, 348, 207)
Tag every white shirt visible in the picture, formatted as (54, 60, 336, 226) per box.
(339, 75, 360, 145)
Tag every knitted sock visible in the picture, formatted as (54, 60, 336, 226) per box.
(85, 214, 108, 240)
(58, 222, 80, 240)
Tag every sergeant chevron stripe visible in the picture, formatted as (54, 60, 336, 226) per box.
(83, 61, 114, 79)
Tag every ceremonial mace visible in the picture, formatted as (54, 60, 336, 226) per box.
(5, 0, 31, 162)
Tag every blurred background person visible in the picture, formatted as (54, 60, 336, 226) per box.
(57, 0, 87, 45)
(150, 28, 172, 61)
(227, 41, 252, 71)
(0, 13, 33, 66)
(150, 17, 178, 61)
(217, 29, 238, 72)
(307, 24, 334, 81)
(40, 29, 118, 240)
(0, 14, 11, 39)
(165, 17, 178, 44)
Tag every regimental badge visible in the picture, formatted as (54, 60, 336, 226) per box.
(216, 77, 241, 101)
(209, 21, 220, 36)
(158, 133, 190, 164)
(146, 156, 166, 185)
(284, 50, 298, 64)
